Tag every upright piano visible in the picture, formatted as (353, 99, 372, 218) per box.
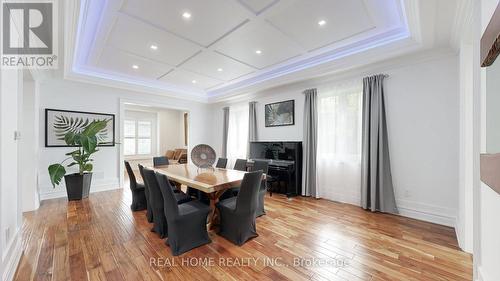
(249, 141, 302, 197)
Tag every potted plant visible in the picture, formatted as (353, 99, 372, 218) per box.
(48, 120, 109, 200)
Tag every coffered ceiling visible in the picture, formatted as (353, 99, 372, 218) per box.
(69, 0, 413, 101)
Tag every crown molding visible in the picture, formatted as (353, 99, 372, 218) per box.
(209, 47, 457, 105)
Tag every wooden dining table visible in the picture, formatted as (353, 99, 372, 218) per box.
(134, 163, 253, 228)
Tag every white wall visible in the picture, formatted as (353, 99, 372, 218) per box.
(0, 68, 24, 281)
(37, 78, 213, 200)
(123, 106, 185, 168)
(211, 50, 460, 227)
(485, 61, 500, 152)
(477, 1, 500, 280)
(157, 109, 185, 153)
(20, 80, 40, 212)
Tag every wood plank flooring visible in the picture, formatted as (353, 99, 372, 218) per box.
(14, 188, 472, 281)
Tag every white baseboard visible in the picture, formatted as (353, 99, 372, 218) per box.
(395, 199, 456, 227)
(2, 231, 22, 281)
(39, 178, 121, 201)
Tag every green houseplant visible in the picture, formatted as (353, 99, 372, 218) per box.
(48, 119, 109, 200)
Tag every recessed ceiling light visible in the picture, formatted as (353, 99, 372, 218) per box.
(192, 80, 197, 84)
(182, 12, 191, 19)
(132, 65, 139, 69)
(150, 44, 158, 50)
(217, 68, 223, 72)
(255, 50, 262, 54)
(318, 20, 327, 26)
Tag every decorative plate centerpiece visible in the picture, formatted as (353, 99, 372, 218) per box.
(191, 144, 216, 168)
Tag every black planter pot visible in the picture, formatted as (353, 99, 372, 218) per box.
(64, 173, 92, 200)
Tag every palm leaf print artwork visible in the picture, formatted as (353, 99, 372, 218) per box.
(53, 116, 110, 142)
(46, 109, 115, 147)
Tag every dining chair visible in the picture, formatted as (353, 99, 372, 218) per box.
(233, 159, 248, 171)
(156, 173, 211, 256)
(216, 170, 262, 246)
(250, 160, 269, 217)
(124, 161, 147, 211)
(142, 167, 192, 238)
(138, 164, 153, 222)
(215, 158, 228, 168)
(220, 158, 248, 200)
(153, 156, 169, 167)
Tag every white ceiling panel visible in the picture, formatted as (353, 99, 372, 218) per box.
(73, 0, 412, 100)
(214, 21, 304, 69)
(265, 0, 374, 51)
(121, 0, 250, 46)
(97, 47, 172, 80)
(107, 14, 200, 66)
(238, 0, 278, 15)
(181, 51, 256, 81)
(160, 69, 223, 90)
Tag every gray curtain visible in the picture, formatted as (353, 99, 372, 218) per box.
(248, 102, 258, 158)
(302, 89, 318, 197)
(221, 107, 230, 158)
(361, 74, 398, 213)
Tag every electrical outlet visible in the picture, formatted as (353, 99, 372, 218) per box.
(14, 131, 21, 140)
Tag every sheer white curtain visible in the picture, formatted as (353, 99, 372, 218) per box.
(317, 80, 363, 205)
(227, 103, 249, 167)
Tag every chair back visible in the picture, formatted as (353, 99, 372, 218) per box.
(153, 156, 169, 167)
(124, 161, 138, 190)
(138, 164, 148, 189)
(250, 160, 269, 174)
(142, 167, 164, 211)
(235, 171, 262, 215)
(155, 173, 180, 217)
(233, 159, 248, 171)
(216, 158, 228, 168)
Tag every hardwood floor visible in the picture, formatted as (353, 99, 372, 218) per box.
(14, 188, 472, 281)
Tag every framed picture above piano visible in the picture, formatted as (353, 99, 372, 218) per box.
(265, 100, 295, 127)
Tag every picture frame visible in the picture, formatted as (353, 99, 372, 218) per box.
(265, 100, 295, 127)
(45, 108, 115, 147)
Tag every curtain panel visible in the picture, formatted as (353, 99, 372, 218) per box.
(361, 74, 398, 213)
(316, 80, 363, 205)
(248, 101, 258, 158)
(227, 104, 249, 167)
(302, 88, 318, 197)
(221, 107, 230, 158)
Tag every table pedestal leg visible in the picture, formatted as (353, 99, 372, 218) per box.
(207, 190, 225, 230)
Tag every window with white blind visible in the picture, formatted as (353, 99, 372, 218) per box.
(124, 119, 154, 156)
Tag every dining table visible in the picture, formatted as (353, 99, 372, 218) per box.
(134, 163, 256, 228)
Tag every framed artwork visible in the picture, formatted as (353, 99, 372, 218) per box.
(265, 100, 295, 127)
(45, 108, 115, 147)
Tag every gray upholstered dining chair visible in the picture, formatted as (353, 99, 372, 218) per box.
(142, 167, 191, 238)
(215, 158, 228, 168)
(220, 158, 248, 200)
(233, 159, 248, 171)
(216, 170, 262, 246)
(153, 156, 169, 167)
(249, 160, 269, 217)
(137, 164, 153, 222)
(156, 172, 211, 256)
(124, 161, 147, 211)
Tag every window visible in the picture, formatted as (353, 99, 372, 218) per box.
(124, 119, 153, 156)
(316, 79, 363, 205)
(227, 104, 249, 165)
